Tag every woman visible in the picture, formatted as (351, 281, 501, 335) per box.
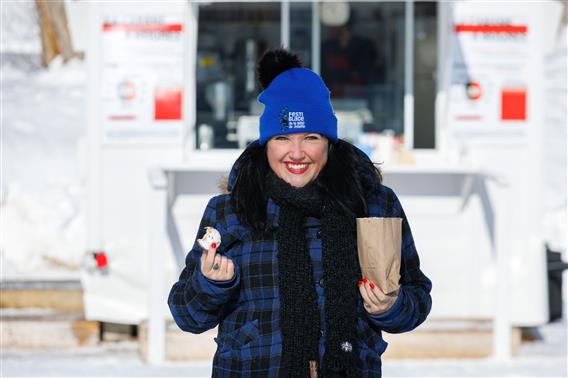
(168, 49, 432, 377)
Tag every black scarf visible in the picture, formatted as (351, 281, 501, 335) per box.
(265, 172, 361, 378)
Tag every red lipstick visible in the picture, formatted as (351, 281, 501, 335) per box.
(285, 162, 309, 174)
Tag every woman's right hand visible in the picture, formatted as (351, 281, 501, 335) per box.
(200, 243, 235, 282)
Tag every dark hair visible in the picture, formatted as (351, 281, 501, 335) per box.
(229, 141, 272, 234)
(230, 139, 382, 235)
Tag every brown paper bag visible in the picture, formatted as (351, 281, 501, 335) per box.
(356, 217, 402, 294)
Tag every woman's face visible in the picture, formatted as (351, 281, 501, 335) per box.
(266, 133, 329, 188)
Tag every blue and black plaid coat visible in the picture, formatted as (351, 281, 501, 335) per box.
(168, 159, 432, 377)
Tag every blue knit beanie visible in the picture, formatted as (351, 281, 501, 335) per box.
(258, 67, 337, 145)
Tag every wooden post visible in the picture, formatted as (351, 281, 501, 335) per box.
(35, 0, 79, 67)
(35, 0, 59, 67)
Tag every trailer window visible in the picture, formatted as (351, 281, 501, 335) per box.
(319, 1, 437, 149)
(195, 2, 280, 149)
(194, 1, 437, 150)
(320, 2, 406, 143)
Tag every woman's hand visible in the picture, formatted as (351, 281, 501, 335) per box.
(358, 277, 399, 315)
(200, 243, 235, 282)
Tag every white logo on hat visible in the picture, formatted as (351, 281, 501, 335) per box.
(288, 111, 305, 129)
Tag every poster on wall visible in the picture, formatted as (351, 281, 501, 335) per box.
(101, 5, 185, 143)
(447, 2, 531, 137)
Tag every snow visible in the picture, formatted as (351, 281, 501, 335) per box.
(385, 320, 568, 377)
(1, 320, 566, 377)
(0, 1, 42, 55)
(1, 32, 87, 279)
(383, 319, 567, 377)
(1, 341, 213, 378)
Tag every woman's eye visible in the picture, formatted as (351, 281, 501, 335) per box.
(305, 135, 320, 140)
(275, 136, 288, 141)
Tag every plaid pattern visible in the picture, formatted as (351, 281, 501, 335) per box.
(168, 183, 432, 377)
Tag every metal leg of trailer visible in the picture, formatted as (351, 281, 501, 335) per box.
(492, 175, 513, 360)
(147, 168, 168, 365)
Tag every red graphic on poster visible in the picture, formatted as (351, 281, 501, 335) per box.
(501, 88, 526, 121)
(102, 23, 183, 33)
(454, 24, 527, 34)
(154, 87, 182, 120)
(455, 115, 482, 121)
(117, 80, 136, 101)
(466, 81, 482, 101)
(108, 115, 136, 121)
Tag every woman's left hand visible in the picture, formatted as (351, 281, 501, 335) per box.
(358, 278, 399, 315)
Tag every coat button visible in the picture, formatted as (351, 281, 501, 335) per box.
(318, 278, 324, 287)
(320, 329, 324, 337)
(316, 230, 321, 238)
(340, 341, 353, 352)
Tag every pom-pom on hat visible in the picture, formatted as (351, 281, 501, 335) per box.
(256, 49, 338, 145)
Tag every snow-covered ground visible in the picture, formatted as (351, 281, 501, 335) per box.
(1, 1, 86, 280)
(1, 320, 566, 377)
(1, 56, 86, 280)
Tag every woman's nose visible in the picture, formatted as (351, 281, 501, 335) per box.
(288, 141, 305, 161)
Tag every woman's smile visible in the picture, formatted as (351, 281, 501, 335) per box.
(285, 162, 309, 174)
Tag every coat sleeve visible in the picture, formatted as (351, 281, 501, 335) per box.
(167, 196, 241, 334)
(366, 188, 432, 333)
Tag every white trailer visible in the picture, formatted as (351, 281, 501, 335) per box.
(84, 0, 565, 341)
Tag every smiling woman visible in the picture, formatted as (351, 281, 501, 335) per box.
(267, 133, 329, 188)
(168, 48, 432, 377)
